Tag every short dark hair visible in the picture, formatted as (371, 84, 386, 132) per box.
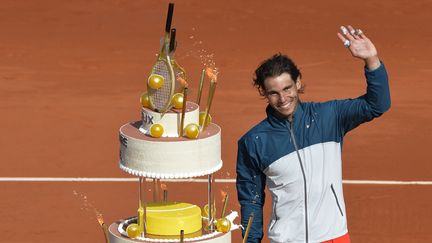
(253, 53, 304, 96)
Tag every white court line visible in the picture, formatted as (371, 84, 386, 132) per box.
(0, 177, 432, 185)
(342, 180, 432, 185)
(0, 177, 231, 183)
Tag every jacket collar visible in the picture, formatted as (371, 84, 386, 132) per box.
(266, 101, 304, 129)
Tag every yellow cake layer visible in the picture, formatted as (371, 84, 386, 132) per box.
(146, 202, 202, 236)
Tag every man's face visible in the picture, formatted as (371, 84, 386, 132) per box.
(264, 72, 302, 121)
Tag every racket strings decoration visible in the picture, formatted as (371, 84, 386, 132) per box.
(148, 57, 174, 112)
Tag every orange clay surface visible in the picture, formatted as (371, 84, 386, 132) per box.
(1, 1, 432, 242)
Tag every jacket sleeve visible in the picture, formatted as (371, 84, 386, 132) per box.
(336, 61, 391, 134)
(236, 137, 266, 243)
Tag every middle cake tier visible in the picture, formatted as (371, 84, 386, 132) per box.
(119, 102, 222, 179)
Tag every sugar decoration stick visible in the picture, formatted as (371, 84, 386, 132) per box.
(242, 212, 254, 243)
(152, 179, 156, 201)
(207, 174, 215, 232)
(153, 179, 161, 202)
(201, 80, 217, 131)
(160, 182, 168, 203)
(163, 190, 168, 203)
(221, 193, 229, 218)
(138, 177, 147, 236)
(196, 68, 206, 105)
(179, 86, 188, 136)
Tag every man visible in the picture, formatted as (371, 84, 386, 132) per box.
(236, 25, 391, 243)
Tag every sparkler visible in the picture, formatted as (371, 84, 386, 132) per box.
(97, 214, 110, 243)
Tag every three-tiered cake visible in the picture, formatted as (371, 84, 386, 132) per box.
(108, 3, 237, 242)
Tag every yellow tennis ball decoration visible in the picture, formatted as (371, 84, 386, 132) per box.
(199, 112, 212, 126)
(184, 123, 200, 139)
(172, 93, 184, 109)
(140, 92, 150, 108)
(148, 74, 164, 89)
(150, 123, 164, 138)
(126, 223, 140, 238)
(215, 218, 231, 233)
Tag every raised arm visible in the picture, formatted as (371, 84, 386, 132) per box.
(334, 25, 391, 134)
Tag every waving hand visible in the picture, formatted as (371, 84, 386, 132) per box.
(337, 25, 381, 70)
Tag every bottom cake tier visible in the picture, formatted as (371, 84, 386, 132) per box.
(108, 218, 233, 243)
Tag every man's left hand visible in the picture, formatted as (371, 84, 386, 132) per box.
(337, 25, 381, 70)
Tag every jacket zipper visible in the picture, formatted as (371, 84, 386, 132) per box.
(269, 199, 278, 231)
(330, 184, 344, 216)
(289, 121, 309, 243)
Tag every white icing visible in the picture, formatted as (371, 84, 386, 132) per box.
(119, 162, 223, 179)
(119, 124, 222, 179)
(139, 127, 179, 138)
(224, 211, 238, 223)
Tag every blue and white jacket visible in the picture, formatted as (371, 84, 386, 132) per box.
(236, 63, 391, 243)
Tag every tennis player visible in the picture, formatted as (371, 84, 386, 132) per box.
(236, 25, 391, 243)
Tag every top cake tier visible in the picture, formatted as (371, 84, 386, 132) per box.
(119, 102, 222, 179)
(140, 102, 199, 138)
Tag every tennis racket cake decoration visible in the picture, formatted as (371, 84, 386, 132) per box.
(142, 2, 218, 137)
(147, 3, 176, 113)
(169, 28, 188, 94)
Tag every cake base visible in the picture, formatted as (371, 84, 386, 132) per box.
(108, 220, 232, 243)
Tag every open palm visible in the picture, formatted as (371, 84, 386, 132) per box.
(337, 25, 380, 70)
(337, 25, 377, 60)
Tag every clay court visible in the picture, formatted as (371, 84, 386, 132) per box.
(1, 0, 432, 242)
